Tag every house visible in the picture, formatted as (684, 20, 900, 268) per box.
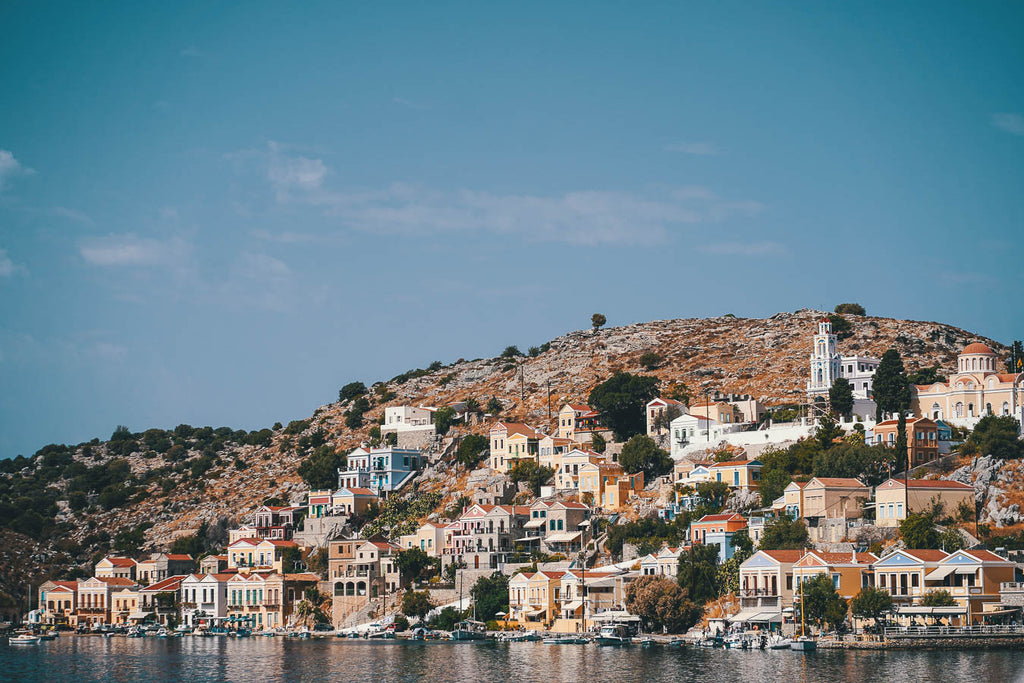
(578, 462, 644, 511)
(180, 573, 232, 627)
(556, 404, 607, 443)
(252, 505, 303, 541)
(138, 575, 187, 625)
(509, 570, 567, 626)
(874, 478, 976, 528)
(74, 576, 139, 626)
(226, 571, 318, 631)
(726, 395, 768, 424)
(690, 512, 747, 544)
(911, 342, 1022, 428)
(37, 581, 77, 625)
(521, 500, 591, 556)
(869, 549, 948, 610)
(442, 504, 531, 570)
(801, 477, 871, 542)
(669, 414, 717, 456)
(110, 585, 142, 624)
(646, 397, 687, 440)
(553, 448, 604, 490)
(399, 522, 447, 557)
(95, 556, 137, 581)
(792, 550, 877, 601)
(332, 487, 378, 516)
(806, 318, 881, 402)
(341, 446, 423, 495)
(380, 405, 436, 435)
(708, 459, 762, 490)
(640, 546, 684, 578)
(538, 435, 575, 467)
(228, 525, 260, 544)
(775, 481, 808, 519)
(873, 417, 940, 467)
(328, 538, 376, 626)
(489, 422, 544, 473)
(135, 553, 194, 586)
(735, 550, 803, 625)
(199, 555, 229, 575)
(689, 401, 741, 425)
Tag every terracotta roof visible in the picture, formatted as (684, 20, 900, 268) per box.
(340, 487, 377, 496)
(101, 557, 137, 567)
(166, 554, 193, 561)
(229, 538, 261, 546)
(694, 513, 746, 524)
(492, 422, 542, 437)
(809, 477, 867, 488)
(875, 417, 935, 428)
(141, 576, 187, 592)
(758, 550, 804, 563)
(566, 404, 592, 412)
(962, 342, 995, 355)
(900, 549, 949, 562)
(805, 552, 876, 565)
(284, 573, 321, 582)
(710, 460, 757, 468)
(262, 540, 299, 547)
(50, 582, 77, 591)
(964, 550, 1010, 563)
(884, 479, 973, 490)
(97, 577, 138, 587)
(539, 570, 567, 579)
(558, 501, 590, 509)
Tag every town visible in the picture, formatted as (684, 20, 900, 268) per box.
(16, 316, 1024, 650)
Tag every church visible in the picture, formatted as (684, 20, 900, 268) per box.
(806, 318, 880, 404)
(911, 342, 1022, 428)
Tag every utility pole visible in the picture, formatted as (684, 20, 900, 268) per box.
(547, 380, 552, 427)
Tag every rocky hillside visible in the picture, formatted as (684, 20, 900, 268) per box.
(0, 308, 1009, 606)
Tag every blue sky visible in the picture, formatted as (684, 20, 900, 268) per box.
(1, 2, 1022, 457)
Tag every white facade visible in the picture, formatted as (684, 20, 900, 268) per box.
(380, 406, 436, 435)
(807, 319, 879, 400)
(180, 574, 229, 627)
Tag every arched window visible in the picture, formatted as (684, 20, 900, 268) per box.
(932, 403, 941, 420)
(955, 402, 964, 418)
(1003, 402, 1010, 416)
(968, 403, 975, 416)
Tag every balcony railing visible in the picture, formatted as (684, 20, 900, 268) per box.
(740, 589, 779, 597)
(1001, 582, 1024, 591)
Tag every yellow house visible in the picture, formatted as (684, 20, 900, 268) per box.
(489, 422, 544, 473)
(554, 448, 604, 490)
(708, 459, 762, 490)
(398, 522, 446, 557)
(688, 401, 740, 424)
(792, 550, 877, 601)
(874, 478, 976, 528)
(578, 462, 643, 510)
(509, 570, 567, 626)
(110, 587, 141, 625)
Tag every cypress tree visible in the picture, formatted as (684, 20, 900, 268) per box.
(873, 349, 911, 420)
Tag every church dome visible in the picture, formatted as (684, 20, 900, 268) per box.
(961, 342, 995, 355)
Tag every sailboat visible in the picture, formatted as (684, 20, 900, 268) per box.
(790, 548, 817, 652)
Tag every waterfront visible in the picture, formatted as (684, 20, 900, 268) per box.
(3, 637, 1024, 683)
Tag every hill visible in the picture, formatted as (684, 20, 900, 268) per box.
(0, 308, 1009, 607)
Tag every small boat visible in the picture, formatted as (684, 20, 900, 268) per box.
(790, 635, 817, 652)
(450, 620, 487, 641)
(667, 637, 687, 647)
(634, 636, 656, 648)
(542, 636, 588, 644)
(9, 634, 41, 645)
(39, 632, 58, 641)
(595, 624, 632, 646)
(500, 629, 542, 642)
(175, 624, 191, 634)
(156, 627, 170, 638)
(767, 634, 792, 650)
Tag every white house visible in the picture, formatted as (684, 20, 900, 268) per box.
(180, 573, 231, 627)
(380, 406, 436, 435)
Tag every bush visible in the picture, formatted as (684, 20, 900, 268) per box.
(639, 351, 663, 370)
(456, 434, 489, 468)
(588, 372, 660, 441)
(834, 303, 866, 316)
(500, 345, 523, 358)
(619, 435, 672, 479)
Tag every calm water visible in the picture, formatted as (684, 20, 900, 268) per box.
(2, 636, 1024, 683)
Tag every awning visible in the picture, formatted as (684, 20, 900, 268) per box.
(896, 606, 967, 615)
(750, 612, 784, 623)
(578, 520, 591, 527)
(586, 577, 619, 588)
(524, 519, 545, 529)
(545, 532, 582, 543)
(525, 608, 545, 617)
(954, 567, 977, 575)
(981, 607, 1021, 618)
(562, 600, 583, 612)
(925, 566, 956, 581)
(727, 611, 760, 623)
(128, 611, 153, 620)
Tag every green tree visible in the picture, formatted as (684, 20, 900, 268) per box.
(757, 469, 794, 508)
(939, 527, 966, 552)
(834, 303, 866, 316)
(873, 349, 911, 420)
(430, 606, 466, 631)
(471, 572, 509, 623)
(759, 516, 809, 550)
(591, 313, 607, 331)
(618, 435, 673, 480)
(486, 397, 503, 415)
(815, 413, 845, 450)
(588, 372, 660, 440)
(829, 378, 854, 420)
(799, 573, 848, 630)
(401, 590, 435, 622)
(965, 415, 1024, 459)
(508, 461, 555, 496)
(827, 313, 854, 340)
(625, 575, 700, 633)
(396, 548, 436, 585)
(906, 367, 946, 385)
(590, 432, 607, 454)
(677, 543, 720, 605)
(899, 511, 940, 549)
(639, 351, 663, 370)
(433, 406, 458, 436)
(812, 443, 894, 487)
(501, 345, 523, 358)
(922, 589, 956, 607)
(455, 434, 489, 468)
(850, 586, 892, 627)
(297, 445, 345, 490)
(338, 381, 368, 403)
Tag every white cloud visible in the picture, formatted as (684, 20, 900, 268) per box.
(264, 142, 327, 201)
(79, 234, 191, 268)
(665, 141, 721, 155)
(699, 241, 789, 257)
(235, 252, 291, 280)
(993, 113, 1024, 137)
(0, 149, 33, 193)
(47, 206, 93, 224)
(0, 249, 19, 277)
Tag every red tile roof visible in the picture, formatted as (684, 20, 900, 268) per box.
(97, 577, 138, 587)
(141, 576, 187, 592)
(710, 460, 757, 468)
(694, 513, 746, 524)
(962, 342, 995, 355)
(262, 540, 299, 547)
(759, 550, 804, 563)
(809, 477, 867, 488)
(805, 551, 877, 565)
(166, 554, 193, 561)
(900, 549, 949, 562)
(101, 557, 137, 567)
(885, 479, 973, 490)
(964, 549, 1010, 563)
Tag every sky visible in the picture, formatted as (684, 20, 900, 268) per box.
(1, 2, 1022, 458)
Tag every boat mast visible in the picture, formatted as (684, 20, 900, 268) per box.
(799, 547, 806, 638)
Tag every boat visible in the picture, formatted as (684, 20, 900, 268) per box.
(450, 620, 487, 641)
(767, 634, 792, 650)
(595, 624, 632, 645)
(790, 635, 817, 652)
(174, 624, 191, 634)
(542, 636, 588, 644)
(9, 634, 41, 645)
(156, 627, 170, 638)
(634, 636, 656, 648)
(724, 633, 754, 649)
(500, 629, 542, 642)
(39, 632, 58, 641)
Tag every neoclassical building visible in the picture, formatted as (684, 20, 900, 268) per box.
(806, 318, 880, 402)
(911, 343, 1022, 427)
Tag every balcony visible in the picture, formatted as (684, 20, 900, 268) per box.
(740, 588, 779, 597)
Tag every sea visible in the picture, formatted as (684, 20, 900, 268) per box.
(2, 636, 1024, 683)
